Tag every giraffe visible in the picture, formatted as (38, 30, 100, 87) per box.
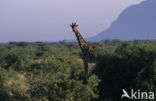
(70, 22, 98, 83)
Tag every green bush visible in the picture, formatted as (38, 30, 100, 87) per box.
(95, 43, 156, 101)
(29, 73, 100, 101)
(0, 41, 156, 101)
(3, 48, 32, 71)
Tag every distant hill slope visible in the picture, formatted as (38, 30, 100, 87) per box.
(88, 0, 156, 41)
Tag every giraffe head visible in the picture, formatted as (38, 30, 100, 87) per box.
(70, 22, 78, 31)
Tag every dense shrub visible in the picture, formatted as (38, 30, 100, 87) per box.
(95, 43, 156, 101)
(3, 48, 32, 71)
(0, 41, 156, 101)
(29, 74, 100, 101)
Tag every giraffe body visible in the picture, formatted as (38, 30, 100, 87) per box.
(70, 23, 98, 83)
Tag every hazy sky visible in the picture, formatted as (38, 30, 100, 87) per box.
(0, 0, 145, 42)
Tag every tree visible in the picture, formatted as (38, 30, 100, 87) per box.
(95, 43, 156, 101)
(3, 48, 32, 71)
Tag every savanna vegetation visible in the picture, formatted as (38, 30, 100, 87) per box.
(0, 40, 156, 101)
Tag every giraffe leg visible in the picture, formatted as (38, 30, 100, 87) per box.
(83, 60, 89, 84)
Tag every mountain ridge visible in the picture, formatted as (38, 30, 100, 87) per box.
(88, 0, 156, 41)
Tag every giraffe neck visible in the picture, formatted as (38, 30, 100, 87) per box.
(73, 27, 87, 48)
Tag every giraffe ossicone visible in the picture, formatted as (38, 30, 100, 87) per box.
(70, 22, 78, 28)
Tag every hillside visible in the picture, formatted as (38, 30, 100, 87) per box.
(89, 0, 156, 41)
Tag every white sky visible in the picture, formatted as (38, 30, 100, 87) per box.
(0, 0, 145, 42)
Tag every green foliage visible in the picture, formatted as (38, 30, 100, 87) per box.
(0, 41, 156, 101)
(27, 55, 100, 101)
(0, 68, 29, 101)
(29, 74, 100, 101)
(95, 43, 156, 101)
(0, 68, 10, 101)
(41, 56, 71, 73)
(3, 48, 32, 71)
